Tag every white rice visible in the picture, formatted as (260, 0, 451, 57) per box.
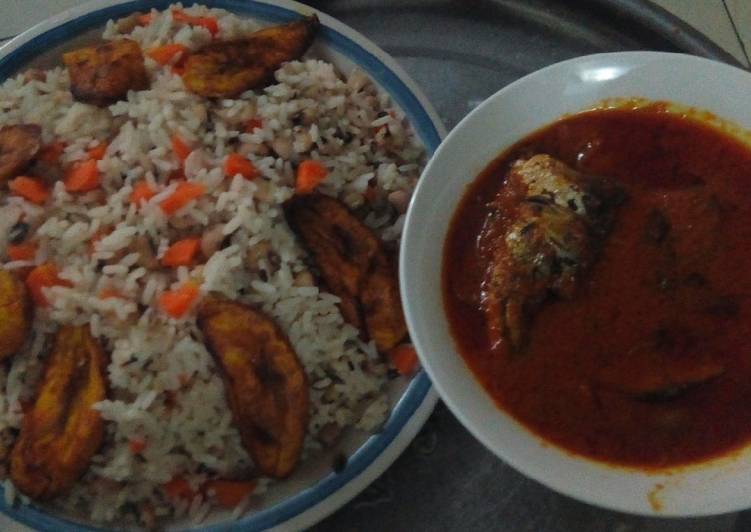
(0, 3, 424, 527)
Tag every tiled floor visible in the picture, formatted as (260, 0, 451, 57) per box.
(652, 0, 749, 65)
(652, 0, 750, 66)
(725, 0, 751, 63)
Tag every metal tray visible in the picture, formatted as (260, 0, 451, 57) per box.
(310, 1, 748, 530)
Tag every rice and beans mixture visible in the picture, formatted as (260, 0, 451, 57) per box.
(0, 4, 424, 525)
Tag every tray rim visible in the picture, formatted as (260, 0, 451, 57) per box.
(0, 0, 745, 530)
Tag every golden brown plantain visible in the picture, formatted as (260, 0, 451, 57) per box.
(0, 124, 42, 185)
(0, 270, 32, 361)
(182, 15, 319, 97)
(197, 297, 309, 478)
(285, 192, 378, 330)
(63, 39, 148, 106)
(284, 193, 407, 353)
(10, 325, 107, 500)
(360, 253, 407, 353)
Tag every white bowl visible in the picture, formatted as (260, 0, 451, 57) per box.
(400, 51, 751, 517)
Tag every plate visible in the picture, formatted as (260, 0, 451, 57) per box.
(0, 1, 443, 530)
(402, 50, 751, 517)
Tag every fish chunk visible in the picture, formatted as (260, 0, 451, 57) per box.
(0, 270, 32, 361)
(0, 124, 42, 185)
(63, 39, 148, 106)
(10, 325, 107, 500)
(198, 297, 309, 478)
(482, 154, 625, 351)
(183, 16, 319, 98)
(284, 193, 407, 353)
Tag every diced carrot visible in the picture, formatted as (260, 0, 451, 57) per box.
(99, 288, 125, 300)
(195, 16, 219, 36)
(205, 480, 256, 508)
(38, 141, 66, 163)
(172, 10, 219, 36)
(160, 181, 205, 215)
(64, 159, 100, 192)
(87, 142, 108, 161)
(245, 117, 263, 133)
(128, 438, 147, 454)
(295, 160, 328, 194)
(224, 153, 259, 180)
(171, 135, 192, 162)
(161, 238, 201, 267)
(8, 176, 49, 205)
(159, 281, 200, 318)
(163, 476, 193, 500)
(137, 12, 155, 26)
(26, 263, 71, 307)
(388, 344, 420, 376)
(148, 43, 189, 66)
(130, 181, 157, 205)
(7, 242, 37, 262)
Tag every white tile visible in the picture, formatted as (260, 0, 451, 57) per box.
(726, 0, 751, 63)
(651, 0, 748, 65)
(0, 0, 84, 40)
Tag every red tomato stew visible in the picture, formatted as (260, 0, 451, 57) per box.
(442, 105, 751, 468)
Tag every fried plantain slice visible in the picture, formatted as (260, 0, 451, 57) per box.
(182, 15, 319, 98)
(63, 39, 148, 106)
(284, 193, 407, 353)
(0, 124, 42, 185)
(284, 193, 378, 330)
(10, 325, 107, 500)
(360, 253, 408, 353)
(245, 14, 319, 68)
(0, 270, 32, 361)
(197, 297, 309, 478)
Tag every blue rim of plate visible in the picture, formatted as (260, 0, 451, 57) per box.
(0, 1, 440, 530)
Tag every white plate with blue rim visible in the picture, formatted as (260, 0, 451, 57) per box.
(0, 1, 443, 530)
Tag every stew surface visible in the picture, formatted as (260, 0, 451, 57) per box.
(443, 106, 751, 468)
